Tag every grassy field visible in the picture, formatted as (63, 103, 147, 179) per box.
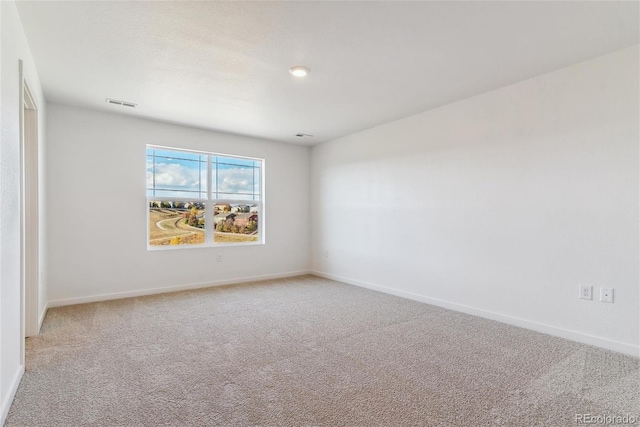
(149, 209, 204, 245)
(214, 232, 258, 243)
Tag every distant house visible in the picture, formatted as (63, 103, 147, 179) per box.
(214, 203, 231, 212)
(182, 202, 204, 210)
(249, 205, 259, 213)
(214, 212, 236, 225)
(234, 213, 258, 227)
(232, 204, 251, 213)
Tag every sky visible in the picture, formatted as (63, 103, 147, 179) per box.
(146, 147, 261, 200)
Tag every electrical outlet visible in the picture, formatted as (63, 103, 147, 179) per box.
(600, 287, 614, 303)
(216, 254, 223, 263)
(579, 285, 592, 300)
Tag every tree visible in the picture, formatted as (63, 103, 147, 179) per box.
(187, 207, 200, 227)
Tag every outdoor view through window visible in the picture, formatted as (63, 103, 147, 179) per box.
(147, 146, 263, 248)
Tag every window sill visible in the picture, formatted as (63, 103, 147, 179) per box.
(147, 241, 264, 251)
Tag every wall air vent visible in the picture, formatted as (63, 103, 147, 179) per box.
(105, 98, 137, 108)
(295, 133, 314, 138)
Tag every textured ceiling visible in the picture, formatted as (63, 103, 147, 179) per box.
(15, 1, 639, 145)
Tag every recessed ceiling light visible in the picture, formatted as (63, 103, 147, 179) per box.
(289, 66, 310, 77)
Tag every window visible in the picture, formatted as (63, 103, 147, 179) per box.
(147, 145, 263, 248)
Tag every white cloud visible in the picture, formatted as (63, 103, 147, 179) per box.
(217, 168, 258, 195)
(148, 161, 202, 191)
(147, 159, 260, 198)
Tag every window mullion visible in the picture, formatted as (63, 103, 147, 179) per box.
(205, 155, 214, 245)
(152, 149, 156, 197)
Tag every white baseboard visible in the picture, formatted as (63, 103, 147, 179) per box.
(47, 270, 312, 308)
(311, 270, 639, 358)
(0, 364, 24, 426)
(38, 302, 49, 331)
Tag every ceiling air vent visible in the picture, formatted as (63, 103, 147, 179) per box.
(105, 98, 137, 108)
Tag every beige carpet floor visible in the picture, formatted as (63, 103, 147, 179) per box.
(6, 275, 639, 426)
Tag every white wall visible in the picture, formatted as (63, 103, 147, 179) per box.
(0, 1, 46, 424)
(46, 104, 310, 305)
(311, 46, 639, 356)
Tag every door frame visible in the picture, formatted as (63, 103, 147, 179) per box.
(20, 60, 40, 344)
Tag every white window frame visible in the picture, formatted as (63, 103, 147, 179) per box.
(146, 145, 264, 250)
